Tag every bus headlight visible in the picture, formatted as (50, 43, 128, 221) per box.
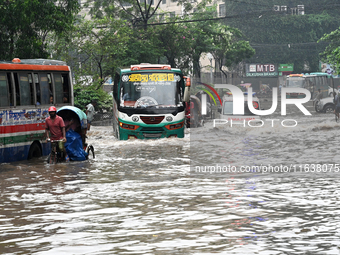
(165, 121, 184, 130)
(119, 122, 138, 130)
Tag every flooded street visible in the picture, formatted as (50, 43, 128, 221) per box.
(2, 101, 340, 254)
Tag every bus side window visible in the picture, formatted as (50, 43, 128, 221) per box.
(0, 72, 9, 107)
(53, 73, 63, 104)
(18, 73, 32, 105)
(40, 73, 50, 105)
(34, 74, 41, 105)
(61, 74, 70, 103)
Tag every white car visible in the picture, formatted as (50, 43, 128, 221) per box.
(328, 86, 339, 97)
(316, 96, 335, 113)
(218, 92, 261, 122)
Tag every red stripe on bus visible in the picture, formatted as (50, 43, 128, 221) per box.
(0, 64, 70, 71)
(0, 123, 46, 134)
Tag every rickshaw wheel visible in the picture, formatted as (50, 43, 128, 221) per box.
(86, 145, 95, 159)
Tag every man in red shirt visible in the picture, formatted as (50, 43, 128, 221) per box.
(45, 106, 69, 161)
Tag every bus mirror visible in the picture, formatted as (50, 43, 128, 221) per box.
(185, 77, 191, 87)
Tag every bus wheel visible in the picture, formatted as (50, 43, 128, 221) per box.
(27, 143, 42, 160)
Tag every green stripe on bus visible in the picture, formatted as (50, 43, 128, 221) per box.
(3, 133, 45, 145)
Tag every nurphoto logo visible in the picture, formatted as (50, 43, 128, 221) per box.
(200, 84, 312, 128)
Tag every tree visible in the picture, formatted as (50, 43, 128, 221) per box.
(0, 0, 80, 60)
(223, 0, 340, 73)
(85, 0, 163, 30)
(210, 24, 255, 80)
(185, 5, 221, 78)
(319, 28, 340, 74)
(53, 16, 132, 88)
(151, 18, 193, 69)
(75, 0, 256, 78)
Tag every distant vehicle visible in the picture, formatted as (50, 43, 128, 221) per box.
(316, 97, 335, 113)
(218, 92, 261, 122)
(286, 73, 334, 99)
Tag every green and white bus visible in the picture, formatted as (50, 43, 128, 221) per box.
(0, 58, 73, 163)
(112, 64, 190, 140)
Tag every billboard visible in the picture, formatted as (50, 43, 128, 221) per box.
(245, 64, 278, 77)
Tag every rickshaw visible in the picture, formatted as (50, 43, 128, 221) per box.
(47, 106, 95, 163)
(185, 95, 204, 128)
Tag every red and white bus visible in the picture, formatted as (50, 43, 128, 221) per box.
(0, 58, 73, 163)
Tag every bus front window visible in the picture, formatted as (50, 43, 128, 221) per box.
(120, 72, 181, 108)
(287, 78, 305, 88)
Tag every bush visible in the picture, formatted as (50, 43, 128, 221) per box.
(74, 84, 112, 113)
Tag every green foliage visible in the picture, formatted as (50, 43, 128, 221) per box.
(223, 0, 340, 73)
(210, 23, 255, 78)
(0, 0, 80, 59)
(319, 28, 340, 74)
(53, 16, 132, 85)
(120, 28, 164, 66)
(73, 84, 112, 112)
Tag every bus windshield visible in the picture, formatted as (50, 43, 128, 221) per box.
(287, 77, 305, 88)
(119, 72, 181, 108)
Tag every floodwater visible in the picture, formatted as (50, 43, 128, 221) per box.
(1, 101, 340, 255)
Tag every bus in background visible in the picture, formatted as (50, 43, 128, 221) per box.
(0, 58, 73, 163)
(308, 72, 334, 97)
(286, 73, 333, 99)
(112, 64, 190, 140)
(286, 74, 306, 98)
